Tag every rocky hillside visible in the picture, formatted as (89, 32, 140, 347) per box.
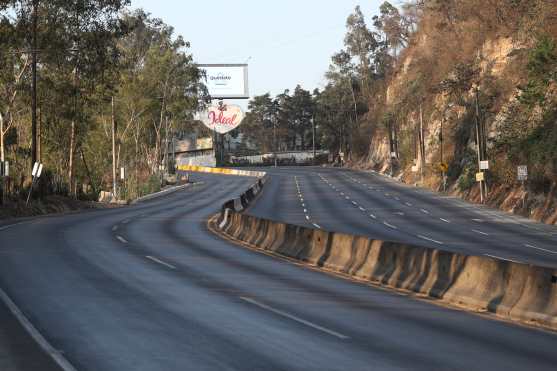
(359, 0, 557, 224)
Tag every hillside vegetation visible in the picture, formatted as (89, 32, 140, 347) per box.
(365, 0, 557, 222)
(0, 2, 206, 205)
(241, 0, 557, 223)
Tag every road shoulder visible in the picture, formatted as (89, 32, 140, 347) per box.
(0, 290, 62, 371)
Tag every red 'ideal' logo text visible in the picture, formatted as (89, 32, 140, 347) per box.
(208, 110, 238, 126)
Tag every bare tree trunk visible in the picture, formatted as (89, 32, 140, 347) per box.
(419, 104, 426, 184)
(112, 96, 117, 197)
(0, 113, 4, 164)
(135, 132, 139, 196)
(37, 106, 41, 163)
(0, 113, 4, 205)
(68, 120, 75, 196)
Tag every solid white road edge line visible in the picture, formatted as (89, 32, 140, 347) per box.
(239, 297, 349, 340)
(312, 223, 322, 229)
(417, 235, 443, 245)
(0, 288, 78, 371)
(0, 222, 26, 231)
(484, 254, 522, 264)
(145, 255, 176, 270)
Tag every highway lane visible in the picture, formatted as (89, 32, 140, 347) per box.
(248, 167, 557, 268)
(1, 172, 557, 370)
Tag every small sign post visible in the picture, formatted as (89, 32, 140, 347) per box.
(518, 165, 528, 208)
(476, 172, 485, 203)
(26, 162, 44, 206)
(517, 165, 528, 181)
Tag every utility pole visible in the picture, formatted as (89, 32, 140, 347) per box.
(312, 115, 316, 165)
(474, 87, 484, 203)
(419, 103, 425, 185)
(273, 117, 278, 167)
(111, 96, 117, 199)
(440, 102, 454, 192)
(37, 105, 41, 163)
(163, 115, 169, 173)
(31, 0, 38, 165)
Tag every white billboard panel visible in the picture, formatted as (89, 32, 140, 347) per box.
(199, 64, 249, 99)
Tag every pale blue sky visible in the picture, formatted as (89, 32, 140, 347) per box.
(130, 0, 387, 104)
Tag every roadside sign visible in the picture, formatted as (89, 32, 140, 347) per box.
(390, 151, 397, 159)
(476, 172, 484, 182)
(120, 167, 125, 180)
(517, 165, 528, 181)
(438, 162, 448, 173)
(31, 162, 39, 177)
(37, 164, 43, 178)
(480, 160, 489, 170)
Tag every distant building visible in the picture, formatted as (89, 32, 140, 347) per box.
(171, 134, 215, 167)
(167, 131, 257, 169)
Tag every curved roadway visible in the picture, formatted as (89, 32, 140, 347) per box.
(0, 171, 556, 370)
(249, 167, 557, 268)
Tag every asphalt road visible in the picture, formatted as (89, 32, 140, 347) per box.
(0, 171, 557, 370)
(249, 167, 557, 268)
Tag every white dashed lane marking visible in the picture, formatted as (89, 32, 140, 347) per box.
(472, 229, 489, 236)
(116, 235, 128, 244)
(240, 297, 349, 340)
(524, 244, 557, 254)
(146, 255, 176, 270)
(383, 221, 398, 230)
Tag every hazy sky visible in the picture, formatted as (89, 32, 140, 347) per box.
(130, 0, 385, 106)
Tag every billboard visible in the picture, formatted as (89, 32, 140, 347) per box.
(201, 103, 245, 134)
(199, 64, 249, 99)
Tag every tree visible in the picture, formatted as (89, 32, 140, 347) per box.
(373, 2, 408, 57)
(241, 94, 279, 153)
(344, 6, 379, 94)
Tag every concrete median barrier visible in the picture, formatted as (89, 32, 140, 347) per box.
(213, 210, 557, 331)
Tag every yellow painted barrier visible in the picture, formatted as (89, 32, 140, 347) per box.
(177, 165, 266, 178)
